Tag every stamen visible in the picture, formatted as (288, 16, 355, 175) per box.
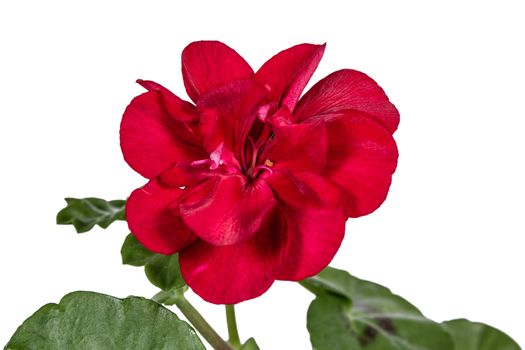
(241, 137, 255, 171)
(191, 159, 211, 167)
(256, 104, 272, 122)
(192, 143, 241, 174)
(254, 140, 271, 166)
(209, 143, 224, 170)
(252, 165, 273, 178)
(264, 159, 274, 167)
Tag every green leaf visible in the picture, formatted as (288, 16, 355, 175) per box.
(56, 197, 126, 233)
(304, 267, 454, 350)
(145, 254, 185, 291)
(307, 294, 363, 350)
(5, 291, 205, 350)
(120, 232, 155, 266)
(443, 319, 521, 350)
(121, 233, 186, 292)
(241, 338, 260, 350)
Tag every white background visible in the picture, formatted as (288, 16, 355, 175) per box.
(1, 1, 524, 348)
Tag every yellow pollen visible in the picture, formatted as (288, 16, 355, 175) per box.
(264, 159, 274, 167)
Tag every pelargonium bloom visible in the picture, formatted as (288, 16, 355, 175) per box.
(120, 41, 399, 304)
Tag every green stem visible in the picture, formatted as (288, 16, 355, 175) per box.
(225, 305, 241, 348)
(166, 292, 233, 350)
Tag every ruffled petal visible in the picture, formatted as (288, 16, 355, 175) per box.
(137, 79, 199, 123)
(197, 80, 268, 157)
(179, 210, 284, 304)
(255, 43, 325, 111)
(120, 91, 206, 179)
(182, 41, 254, 102)
(322, 112, 398, 217)
(265, 108, 327, 174)
(266, 171, 346, 280)
(157, 163, 212, 189)
(179, 175, 276, 246)
(294, 69, 400, 133)
(126, 179, 197, 255)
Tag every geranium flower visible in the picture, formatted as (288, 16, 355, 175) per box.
(120, 41, 399, 304)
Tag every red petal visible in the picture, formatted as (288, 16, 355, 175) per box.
(120, 91, 206, 179)
(266, 171, 346, 280)
(323, 112, 398, 217)
(265, 108, 327, 174)
(179, 211, 283, 304)
(126, 179, 197, 255)
(294, 69, 400, 133)
(182, 41, 254, 102)
(255, 43, 325, 112)
(137, 79, 199, 123)
(197, 80, 268, 157)
(157, 163, 212, 189)
(179, 175, 276, 246)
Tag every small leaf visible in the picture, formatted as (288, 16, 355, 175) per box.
(443, 319, 520, 350)
(121, 233, 155, 266)
(56, 197, 126, 233)
(145, 254, 185, 291)
(121, 233, 186, 292)
(5, 291, 205, 350)
(241, 337, 260, 350)
(304, 267, 454, 350)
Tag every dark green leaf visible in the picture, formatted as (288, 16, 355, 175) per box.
(121, 233, 186, 292)
(304, 267, 454, 350)
(241, 337, 260, 350)
(443, 319, 521, 350)
(56, 197, 126, 233)
(5, 291, 205, 350)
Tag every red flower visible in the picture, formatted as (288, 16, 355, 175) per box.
(120, 41, 399, 304)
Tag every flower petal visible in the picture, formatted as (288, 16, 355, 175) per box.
(179, 175, 276, 246)
(137, 79, 199, 123)
(265, 108, 327, 174)
(322, 112, 398, 217)
(255, 43, 325, 112)
(197, 80, 268, 157)
(126, 179, 197, 255)
(179, 211, 283, 304)
(181, 41, 254, 102)
(120, 91, 206, 179)
(294, 69, 400, 133)
(157, 163, 212, 189)
(266, 171, 346, 280)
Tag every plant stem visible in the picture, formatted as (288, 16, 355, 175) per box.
(172, 293, 233, 350)
(225, 305, 241, 348)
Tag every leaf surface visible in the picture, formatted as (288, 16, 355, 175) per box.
(57, 197, 126, 233)
(5, 291, 205, 350)
(304, 267, 454, 350)
(443, 319, 520, 350)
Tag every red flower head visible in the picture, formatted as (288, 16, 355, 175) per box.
(120, 41, 399, 304)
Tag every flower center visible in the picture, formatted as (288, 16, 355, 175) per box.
(189, 113, 276, 181)
(242, 138, 273, 181)
(189, 138, 274, 181)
